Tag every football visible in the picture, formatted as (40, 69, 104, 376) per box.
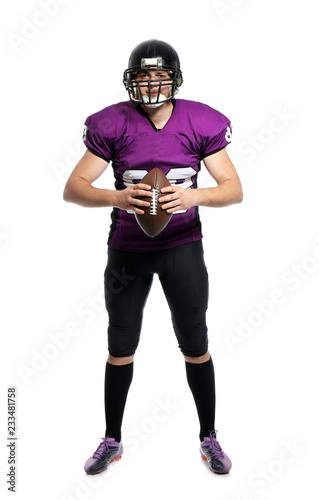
(135, 168, 172, 238)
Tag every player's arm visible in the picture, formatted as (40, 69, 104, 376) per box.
(197, 147, 243, 207)
(63, 149, 152, 213)
(159, 148, 243, 213)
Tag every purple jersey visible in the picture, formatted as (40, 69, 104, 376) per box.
(83, 99, 232, 252)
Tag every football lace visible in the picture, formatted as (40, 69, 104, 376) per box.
(150, 187, 160, 216)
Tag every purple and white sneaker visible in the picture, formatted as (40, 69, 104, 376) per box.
(84, 437, 123, 474)
(200, 430, 232, 474)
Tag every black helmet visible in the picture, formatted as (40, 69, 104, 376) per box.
(123, 39, 183, 107)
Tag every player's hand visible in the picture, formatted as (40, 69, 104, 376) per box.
(115, 183, 153, 214)
(159, 186, 196, 213)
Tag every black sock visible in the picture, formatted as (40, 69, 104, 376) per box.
(185, 357, 216, 442)
(104, 361, 134, 442)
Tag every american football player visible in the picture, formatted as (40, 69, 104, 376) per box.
(63, 39, 243, 475)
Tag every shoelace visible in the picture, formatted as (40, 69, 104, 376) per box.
(203, 431, 224, 459)
(93, 437, 117, 459)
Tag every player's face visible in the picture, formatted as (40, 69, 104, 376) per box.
(134, 70, 173, 103)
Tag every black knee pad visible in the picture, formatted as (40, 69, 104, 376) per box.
(107, 323, 141, 358)
(173, 321, 209, 358)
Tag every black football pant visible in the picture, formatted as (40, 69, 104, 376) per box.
(104, 240, 209, 358)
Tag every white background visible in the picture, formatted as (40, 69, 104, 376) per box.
(1, 0, 318, 499)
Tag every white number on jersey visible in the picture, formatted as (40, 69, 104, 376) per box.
(225, 126, 232, 143)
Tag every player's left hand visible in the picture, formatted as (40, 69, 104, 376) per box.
(158, 186, 196, 213)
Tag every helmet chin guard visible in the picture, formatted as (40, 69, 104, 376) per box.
(123, 39, 183, 105)
(141, 92, 168, 108)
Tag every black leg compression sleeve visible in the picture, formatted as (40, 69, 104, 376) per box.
(185, 357, 216, 442)
(104, 361, 134, 442)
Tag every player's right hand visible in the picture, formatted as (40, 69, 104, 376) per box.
(114, 184, 153, 214)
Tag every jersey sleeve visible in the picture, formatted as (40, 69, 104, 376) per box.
(199, 107, 232, 159)
(82, 114, 113, 162)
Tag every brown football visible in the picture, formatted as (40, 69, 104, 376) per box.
(135, 168, 172, 238)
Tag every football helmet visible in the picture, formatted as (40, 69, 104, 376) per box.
(123, 39, 183, 107)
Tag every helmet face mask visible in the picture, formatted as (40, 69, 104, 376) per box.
(128, 70, 175, 108)
(123, 40, 183, 107)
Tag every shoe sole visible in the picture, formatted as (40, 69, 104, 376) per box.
(85, 455, 122, 475)
(201, 455, 230, 474)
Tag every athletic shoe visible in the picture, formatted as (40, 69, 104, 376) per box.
(84, 437, 123, 474)
(200, 430, 232, 474)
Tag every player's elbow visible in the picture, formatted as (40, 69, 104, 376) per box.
(226, 179, 243, 205)
(236, 185, 244, 204)
(63, 185, 69, 202)
(234, 180, 243, 204)
(63, 182, 73, 203)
